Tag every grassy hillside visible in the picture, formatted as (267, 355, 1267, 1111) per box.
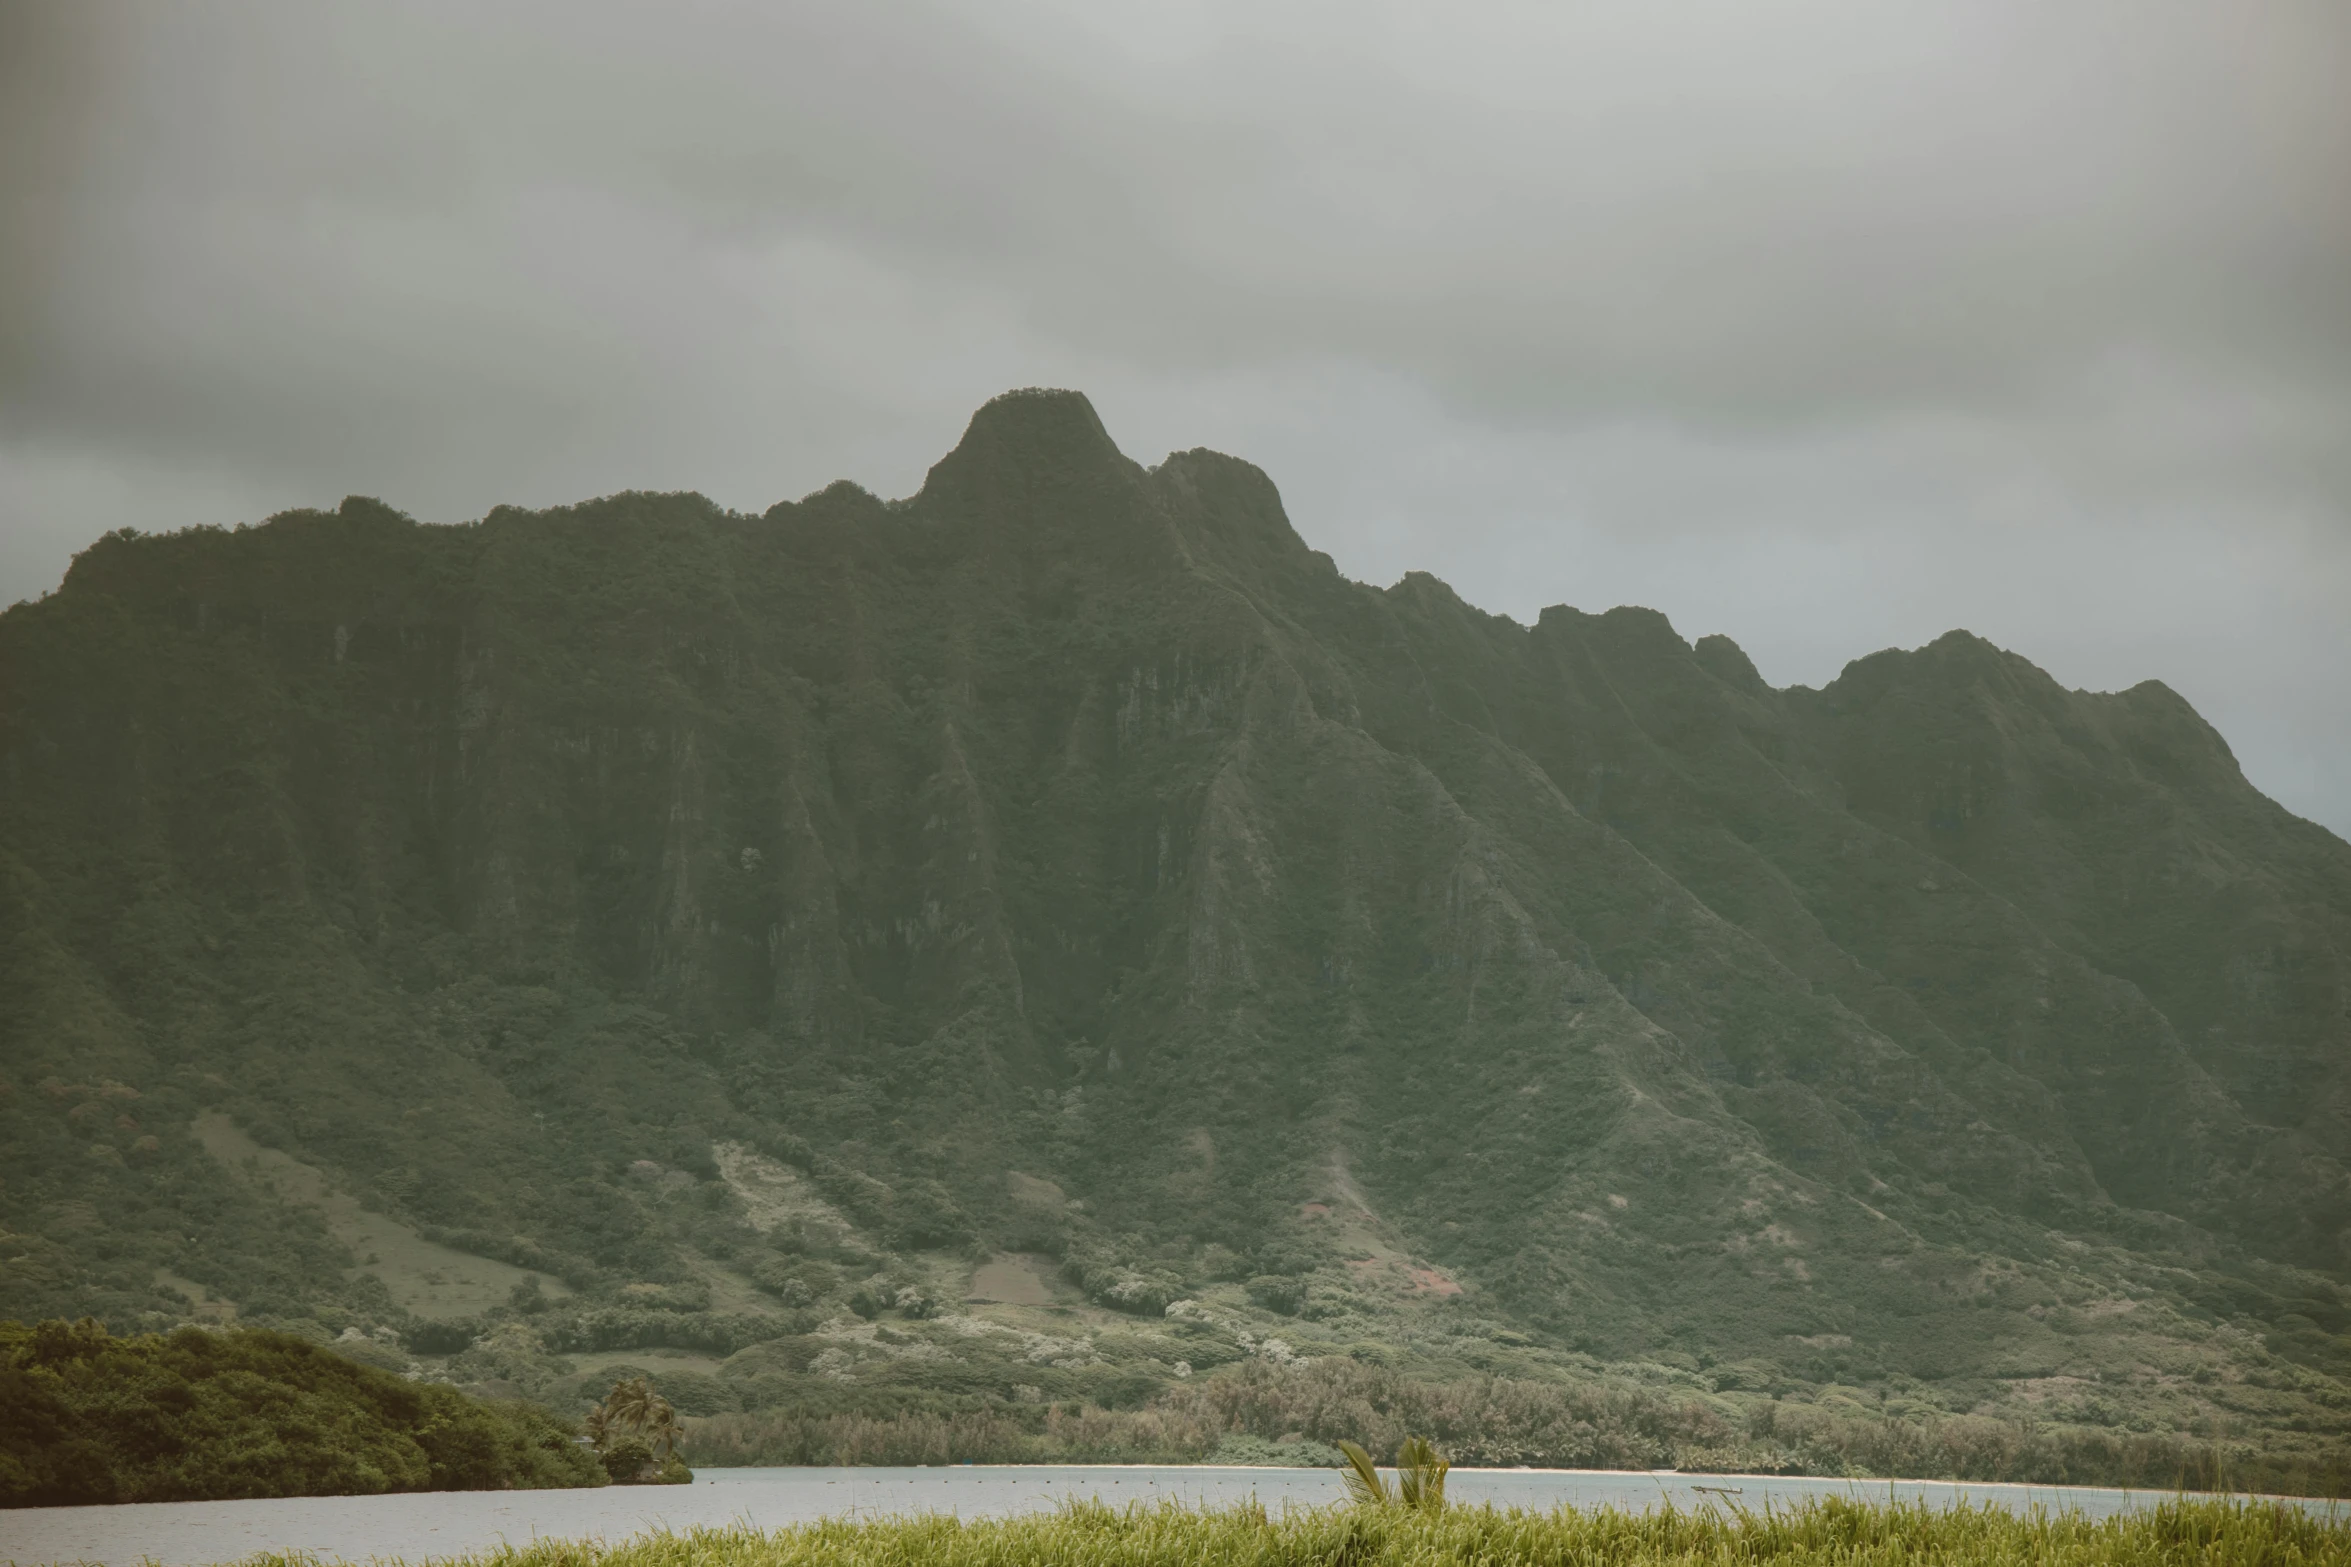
(0, 389, 2345, 1483)
(0, 1318, 601, 1506)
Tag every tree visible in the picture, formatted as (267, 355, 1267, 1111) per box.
(643, 1401, 684, 1460)
(601, 1376, 659, 1433)
(584, 1376, 684, 1479)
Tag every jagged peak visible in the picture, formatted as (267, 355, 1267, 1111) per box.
(1154, 444, 1278, 494)
(1597, 604, 1680, 638)
(966, 386, 1117, 446)
(1530, 603, 1684, 645)
(804, 477, 879, 505)
(1693, 633, 1767, 695)
(915, 388, 1134, 509)
(1388, 568, 1461, 603)
(336, 496, 417, 527)
(1833, 628, 2040, 694)
(1381, 570, 1520, 628)
(1152, 445, 1310, 551)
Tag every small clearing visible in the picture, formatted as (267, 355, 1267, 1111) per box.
(564, 1348, 729, 1379)
(192, 1111, 563, 1320)
(967, 1252, 1065, 1306)
(153, 1269, 236, 1320)
(1006, 1171, 1067, 1210)
(713, 1142, 853, 1236)
(1346, 1256, 1466, 1297)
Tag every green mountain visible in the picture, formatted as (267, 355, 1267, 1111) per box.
(3, 388, 2345, 1476)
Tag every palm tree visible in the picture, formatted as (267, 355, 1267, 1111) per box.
(604, 1376, 658, 1432)
(1395, 1436, 1449, 1511)
(591, 1375, 683, 1465)
(643, 1401, 685, 1460)
(1337, 1440, 1391, 1506)
(1336, 1437, 1448, 1512)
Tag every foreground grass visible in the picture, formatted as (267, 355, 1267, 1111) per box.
(279, 1496, 2351, 1567)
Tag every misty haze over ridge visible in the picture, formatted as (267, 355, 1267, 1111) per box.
(2, 3, 2346, 834)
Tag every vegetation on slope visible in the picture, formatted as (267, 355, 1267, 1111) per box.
(2, 389, 2347, 1485)
(0, 1318, 602, 1507)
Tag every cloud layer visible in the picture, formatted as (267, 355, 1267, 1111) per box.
(5, 1, 2347, 829)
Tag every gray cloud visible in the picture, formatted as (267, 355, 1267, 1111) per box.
(4, 0, 2347, 831)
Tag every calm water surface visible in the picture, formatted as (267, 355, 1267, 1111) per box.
(4, 1466, 2336, 1567)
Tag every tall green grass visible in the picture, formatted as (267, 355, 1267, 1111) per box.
(261, 1496, 2350, 1567)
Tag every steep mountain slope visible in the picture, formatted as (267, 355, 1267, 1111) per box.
(2, 389, 2345, 1461)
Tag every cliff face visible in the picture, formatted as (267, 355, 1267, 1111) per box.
(3, 388, 2345, 1406)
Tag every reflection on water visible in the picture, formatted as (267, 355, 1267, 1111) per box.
(3, 1465, 2335, 1567)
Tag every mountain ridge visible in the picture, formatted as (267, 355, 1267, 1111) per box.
(2, 387, 2344, 1473)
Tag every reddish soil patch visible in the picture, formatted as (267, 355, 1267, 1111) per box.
(1300, 1203, 1332, 1218)
(1409, 1266, 1464, 1297)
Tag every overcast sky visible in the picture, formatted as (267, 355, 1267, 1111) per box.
(4, 1, 2347, 834)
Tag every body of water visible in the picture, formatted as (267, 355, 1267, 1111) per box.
(4, 1465, 2333, 1567)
